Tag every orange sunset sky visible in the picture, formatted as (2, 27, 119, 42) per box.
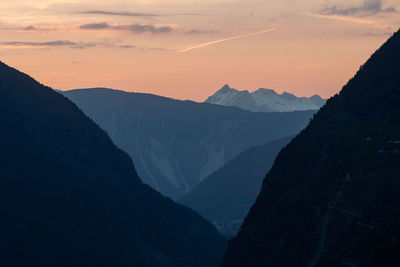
(0, 0, 399, 101)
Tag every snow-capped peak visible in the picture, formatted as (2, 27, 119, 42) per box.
(205, 85, 326, 112)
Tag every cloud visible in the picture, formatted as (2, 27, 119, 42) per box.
(115, 24, 173, 34)
(22, 26, 35, 30)
(80, 10, 203, 17)
(81, 10, 159, 17)
(323, 0, 396, 16)
(2, 40, 78, 47)
(79, 22, 174, 34)
(79, 22, 110, 30)
(179, 28, 276, 53)
(0, 23, 57, 32)
(119, 45, 136, 49)
(305, 13, 391, 28)
(0, 40, 138, 50)
(185, 29, 218, 35)
(1, 40, 98, 49)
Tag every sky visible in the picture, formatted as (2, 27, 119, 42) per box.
(0, 0, 399, 101)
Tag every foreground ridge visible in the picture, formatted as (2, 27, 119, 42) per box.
(222, 29, 400, 266)
(0, 61, 226, 267)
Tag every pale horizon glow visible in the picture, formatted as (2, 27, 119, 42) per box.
(0, 0, 399, 101)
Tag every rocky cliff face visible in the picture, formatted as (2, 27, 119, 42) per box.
(180, 137, 292, 237)
(222, 30, 400, 267)
(63, 88, 315, 199)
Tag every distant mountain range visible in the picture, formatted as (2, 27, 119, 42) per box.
(62, 88, 316, 199)
(0, 61, 226, 266)
(180, 136, 292, 237)
(222, 30, 400, 267)
(206, 84, 326, 112)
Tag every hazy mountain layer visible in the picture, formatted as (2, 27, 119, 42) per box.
(63, 88, 315, 199)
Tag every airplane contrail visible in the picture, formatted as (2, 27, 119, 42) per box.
(178, 27, 276, 53)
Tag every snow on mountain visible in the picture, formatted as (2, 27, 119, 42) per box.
(206, 84, 326, 112)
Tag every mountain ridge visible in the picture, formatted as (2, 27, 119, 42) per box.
(62, 88, 316, 199)
(206, 84, 326, 112)
(0, 61, 226, 267)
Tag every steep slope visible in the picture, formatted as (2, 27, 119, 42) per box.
(206, 84, 325, 112)
(222, 30, 400, 266)
(180, 136, 292, 237)
(0, 61, 226, 267)
(62, 88, 315, 199)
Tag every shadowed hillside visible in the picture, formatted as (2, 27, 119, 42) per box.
(180, 136, 292, 237)
(0, 61, 226, 267)
(222, 29, 400, 267)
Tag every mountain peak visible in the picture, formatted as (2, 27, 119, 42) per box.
(310, 94, 322, 99)
(206, 86, 326, 112)
(222, 83, 231, 89)
(254, 88, 277, 95)
(217, 84, 236, 93)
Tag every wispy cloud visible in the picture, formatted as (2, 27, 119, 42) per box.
(119, 44, 136, 49)
(0, 40, 135, 49)
(114, 24, 173, 34)
(305, 13, 390, 28)
(178, 28, 276, 53)
(22, 25, 35, 30)
(185, 29, 218, 35)
(1, 40, 84, 48)
(81, 10, 159, 17)
(79, 22, 174, 34)
(79, 22, 110, 30)
(79, 10, 203, 18)
(322, 0, 396, 16)
(0, 24, 57, 32)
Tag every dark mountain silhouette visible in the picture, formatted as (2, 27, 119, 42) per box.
(62, 88, 315, 199)
(0, 61, 226, 267)
(222, 30, 400, 266)
(180, 136, 292, 237)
